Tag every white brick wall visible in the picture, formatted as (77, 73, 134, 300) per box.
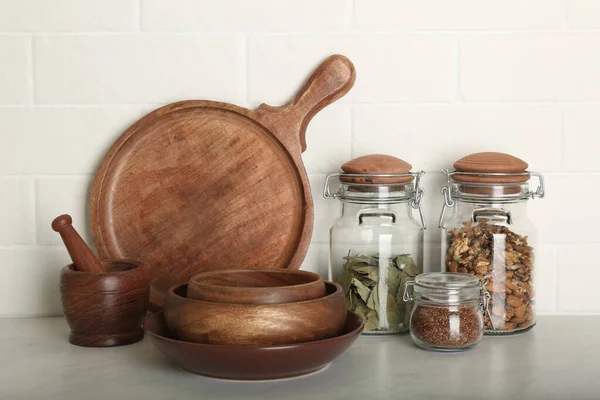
(0, 0, 594, 316)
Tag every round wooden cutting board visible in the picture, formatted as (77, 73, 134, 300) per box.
(91, 55, 356, 309)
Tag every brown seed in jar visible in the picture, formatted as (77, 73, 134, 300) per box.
(514, 305, 527, 318)
(515, 293, 528, 303)
(500, 322, 516, 331)
(526, 308, 535, 323)
(474, 264, 488, 275)
(449, 261, 459, 272)
(446, 221, 535, 333)
(457, 267, 468, 273)
(507, 295, 524, 308)
(411, 305, 482, 348)
(511, 314, 528, 324)
(506, 278, 529, 293)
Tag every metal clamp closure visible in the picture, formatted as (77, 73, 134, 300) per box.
(528, 171, 545, 199)
(480, 279, 495, 330)
(411, 171, 427, 230)
(323, 171, 427, 230)
(438, 185, 455, 228)
(403, 280, 415, 302)
(438, 169, 545, 228)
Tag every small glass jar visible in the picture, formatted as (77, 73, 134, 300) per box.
(439, 153, 545, 335)
(404, 272, 487, 351)
(324, 155, 426, 335)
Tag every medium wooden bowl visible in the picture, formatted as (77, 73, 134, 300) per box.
(187, 269, 325, 304)
(144, 311, 364, 380)
(59, 260, 149, 347)
(164, 281, 346, 346)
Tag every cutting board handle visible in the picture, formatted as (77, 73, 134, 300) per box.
(253, 54, 356, 154)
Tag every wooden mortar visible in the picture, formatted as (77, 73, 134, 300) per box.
(59, 260, 150, 347)
(52, 214, 149, 347)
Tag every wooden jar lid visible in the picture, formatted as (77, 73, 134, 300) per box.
(453, 152, 530, 184)
(340, 154, 414, 184)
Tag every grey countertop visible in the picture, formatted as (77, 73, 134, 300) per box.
(0, 316, 597, 400)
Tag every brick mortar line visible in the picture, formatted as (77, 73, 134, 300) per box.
(5, 29, 600, 36)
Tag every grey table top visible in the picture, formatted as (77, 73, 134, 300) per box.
(0, 316, 597, 400)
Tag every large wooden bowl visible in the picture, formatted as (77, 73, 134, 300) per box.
(187, 269, 325, 304)
(144, 311, 363, 380)
(164, 281, 346, 346)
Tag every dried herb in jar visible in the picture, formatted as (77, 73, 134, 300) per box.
(446, 221, 535, 331)
(411, 305, 482, 348)
(340, 252, 419, 332)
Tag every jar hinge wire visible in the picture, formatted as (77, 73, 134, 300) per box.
(480, 279, 495, 331)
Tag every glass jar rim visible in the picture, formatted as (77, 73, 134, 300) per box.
(334, 182, 415, 204)
(324, 172, 424, 204)
(443, 170, 544, 203)
(414, 272, 480, 291)
(406, 272, 483, 305)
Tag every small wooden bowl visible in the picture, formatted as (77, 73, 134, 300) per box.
(59, 260, 149, 347)
(187, 269, 326, 304)
(164, 281, 347, 346)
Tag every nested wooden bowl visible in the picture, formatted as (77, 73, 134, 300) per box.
(59, 260, 149, 347)
(187, 269, 325, 304)
(144, 311, 364, 380)
(164, 281, 346, 346)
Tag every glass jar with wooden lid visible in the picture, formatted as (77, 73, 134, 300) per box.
(439, 152, 545, 335)
(324, 154, 426, 334)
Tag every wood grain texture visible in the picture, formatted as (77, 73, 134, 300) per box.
(453, 152, 530, 183)
(59, 260, 150, 347)
(51, 214, 105, 273)
(164, 281, 347, 346)
(340, 154, 414, 184)
(90, 55, 356, 310)
(187, 269, 325, 304)
(144, 311, 364, 380)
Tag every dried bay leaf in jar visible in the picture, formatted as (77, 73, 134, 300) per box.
(324, 155, 426, 334)
(439, 152, 544, 335)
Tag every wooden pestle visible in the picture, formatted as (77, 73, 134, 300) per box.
(52, 214, 105, 273)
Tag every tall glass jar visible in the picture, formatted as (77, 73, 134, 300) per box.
(439, 152, 545, 335)
(324, 155, 426, 334)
